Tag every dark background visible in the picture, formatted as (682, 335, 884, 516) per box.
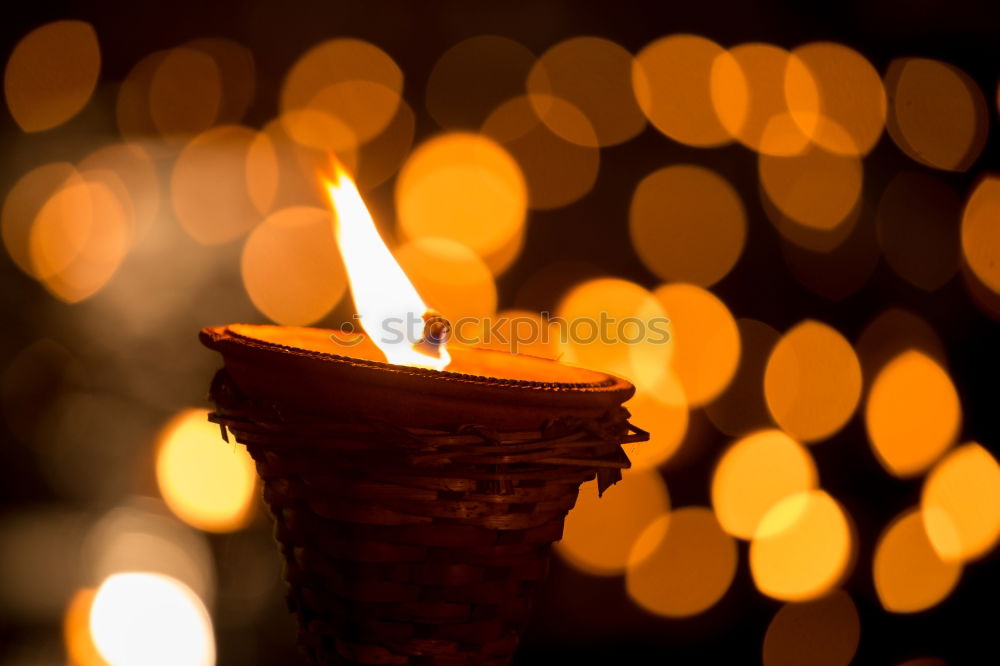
(2, 1, 1000, 664)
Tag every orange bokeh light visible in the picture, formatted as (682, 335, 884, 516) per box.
(865, 350, 960, 478)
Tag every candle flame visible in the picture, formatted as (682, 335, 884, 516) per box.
(323, 163, 450, 370)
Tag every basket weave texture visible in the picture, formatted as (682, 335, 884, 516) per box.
(208, 369, 646, 665)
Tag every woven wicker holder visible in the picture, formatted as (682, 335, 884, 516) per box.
(201, 325, 646, 665)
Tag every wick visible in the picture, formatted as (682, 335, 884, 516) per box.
(414, 312, 451, 358)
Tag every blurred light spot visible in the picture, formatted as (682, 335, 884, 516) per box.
(555, 278, 669, 390)
(241, 206, 347, 326)
(426, 35, 536, 129)
(777, 205, 879, 301)
(116, 51, 168, 144)
(514, 260, 605, 313)
(396, 132, 526, 259)
(172, 125, 262, 245)
(626, 507, 737, 617)
(897, 660, 947, 666)
(886, 58, 988, 171)
(150, 47, 222, 138)
(760, 143, 862, 232)
(751, 490, 854, 602)
(79, 143, 159, 243)
(355, 99, 415, 190)
(865, 350, 959, 477)
(1, 339, 85, 444)
(29, 176, 130, 303)
(34, 391, 143, 503)
(763, 590, 860, 666)
(84, 498, 215, 608)
(156, 409, 257, 533)
(482, 95, 599, 210)
(786, 42, 885, 156)
(705, 319, 779, 437)
(712, 429, 818, 540)
(64, 588, 107, 666)
(877, 172, 960, 291)
(90, 572, 214, 666)
(480, 226, 524, 277)
(4, 20, 100, 132)
(922, 443, 1000, 562)
(765, 321, 862, 442)
(961, 175, 1000, 295)
(557, 471, 669, 576)
(528, 37, 645, 146)
(630, 165, 746, 287)
(282, 38, 401, 146)
(874, 508, 961, 613)
(655, 283, 740, 407)
(623, 388, 689, 472)
(0, 508, 88, 621)
(2, 162, 82, 276)
(395, 236, 497, 323)
(246, 115, 357, 215)
(633, 35, 737, 147)
(185, 37, 255, 125)
(856, 308, 947, 383)
(712, 43, 813, 156)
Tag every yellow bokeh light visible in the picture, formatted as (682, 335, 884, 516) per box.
(759, 141, 863, 233)
(630, 165, 746, 287)
(750, 490, 854, 602)
(704, 318, 780, 437)
(765, 320, 862, 443)
(877, 172, 960, 291)
(64, 588, 108, 666)
(632, 34, 738, 147)
(281, 38, 402, 146)
(886, 58, 988, 172)
(184, 37, 255, 125)
(482, 95, 599, 210)
(90, 572, 215, 666)
(2, 162, 83, 277)
(785, 42, 885, 156)
(625, 507, 737, 617)
(149, 47, 222, 138)
(622, 387, 689, 472)
(355, 99, 415, 190)
(395, 236, 497, 324)
(172, 125, 263, 245)
(856, 308, 947, 383)
(557, 471, 669, 576)
(241, 206, 348, 326)
(762, 590, 860, 666)
(874, 508, 962, 613)
(865, 350, 960, 478)
(712, 429, 818, 540)
(425, 35, 537, 130)
(29, 177, 130, 303)
(4, 20, 100, 132)
(711, 43, 814, 156)
(555, 277, 669, 389)
(396, 132, 527, 259)
(922, 443, 1000, 562)
(528, 36, 646, 147)
(80, 143, 159, 244)
(961, 175, 1000, 295)
(245, 114, 358, 215)
(116, 51, 167, 146)
(155, 409, 257, 533)
(654, 283, 741, 407)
